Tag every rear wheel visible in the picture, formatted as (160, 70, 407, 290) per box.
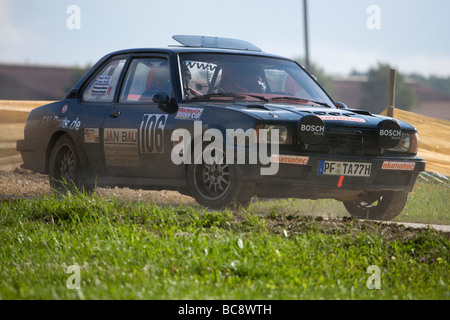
(187, 148, 254, 209)
(49, 135, 91, 194)
(343, 190, 409, 221)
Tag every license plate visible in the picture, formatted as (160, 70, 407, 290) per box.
(318, 161, 371, 177)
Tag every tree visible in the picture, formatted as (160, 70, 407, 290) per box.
(409, 73, 450, 97)
(361, 63, 418, 114)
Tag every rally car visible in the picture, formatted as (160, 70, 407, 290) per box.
(17, 35, 425, 220)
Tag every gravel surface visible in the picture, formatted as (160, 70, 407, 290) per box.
(0, 165, 197, 206)
(2, 164, 449, 233)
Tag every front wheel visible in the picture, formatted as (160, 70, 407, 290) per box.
(186, 149, 254, 209)
(343, 190, 409, 221)
(49, 135, 91, 194)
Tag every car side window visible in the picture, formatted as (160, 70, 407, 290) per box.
(119, 58, 172, 103)
(82, 59, 126, 102)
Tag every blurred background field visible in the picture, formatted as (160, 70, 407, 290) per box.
(0, 100, 53, 170)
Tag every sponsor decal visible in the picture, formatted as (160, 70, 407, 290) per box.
(25, 115, 60, 129)
(377, 120, 401, 148)
(59, 117, 81, 131)
(60, 104, 69, 114)
(298, 115, 325, 144)
(270, 154, 309, 165)
(381, 161, 415, 171)
(175, 107, 203, 120)
(84, 128, 99, 143)
(139, 114, 168, 154)
(91, 75, 112, 96)
(379, 129, 401, 137)
(104, 128, 137, 144)
(300, 124, 324, 133)
(318, 115, 366, 123)
(104, 129, 139, 167)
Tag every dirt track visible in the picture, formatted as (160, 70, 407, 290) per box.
(0, 165, 197, 206)
(2, 164, 450, 234)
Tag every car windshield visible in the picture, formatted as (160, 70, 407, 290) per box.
(179, 53, 334, 107)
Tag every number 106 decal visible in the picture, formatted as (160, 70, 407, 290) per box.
(139, 114, 168, 154)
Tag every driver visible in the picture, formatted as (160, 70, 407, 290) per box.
(220, 64, 266, 94)
(241, 64, 266, 93)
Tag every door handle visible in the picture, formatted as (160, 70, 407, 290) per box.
(110, 110, 121, 118)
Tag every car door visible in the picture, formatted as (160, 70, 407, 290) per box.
(101, 55, 179, 179)
(77, 57, 127, 176)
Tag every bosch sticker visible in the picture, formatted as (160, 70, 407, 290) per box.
(298, 115, 325, 144)
(377, 120, 401, 148)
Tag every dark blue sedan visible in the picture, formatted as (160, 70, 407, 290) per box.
(17, 35, 425, 220)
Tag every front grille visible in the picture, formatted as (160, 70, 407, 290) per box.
(298, 129, 381, 156)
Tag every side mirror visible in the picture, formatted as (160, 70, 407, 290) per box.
(335, 102, 348, 109)
(152, 92, 178, 114)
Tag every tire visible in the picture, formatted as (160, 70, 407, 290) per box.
(49, 135, 91, 194)
(186, 147, 254, 209)
(343, 190, 409, 221)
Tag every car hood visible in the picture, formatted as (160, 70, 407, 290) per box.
(227, 102, 417, 131)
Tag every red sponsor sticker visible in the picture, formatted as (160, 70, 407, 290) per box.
(176, 107, 203, 120)
(318, 115, 366, 123)
(270, 154, 309, 165)
(61, 104, 69, 114)
(381, 161, 415, 171)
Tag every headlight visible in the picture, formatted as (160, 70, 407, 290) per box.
(255, 125, 293, 145)
(386, 132, 419, 153)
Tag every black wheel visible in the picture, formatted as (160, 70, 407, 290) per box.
(186, 148, 254, 209)
(49, 135, 91, 194)
(343, 190, 409, 221)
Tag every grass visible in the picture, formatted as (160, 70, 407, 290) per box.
(0, 181, 449, 300)
(249, 180, 450, 225)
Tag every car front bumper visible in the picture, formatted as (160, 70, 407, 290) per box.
(239, 153, 425, 200)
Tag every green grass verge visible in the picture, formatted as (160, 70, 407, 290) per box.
(0, 185, 448, 300)
(249, 180, 450, 225)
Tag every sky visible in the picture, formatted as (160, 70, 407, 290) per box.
(1, 0, 450, 77)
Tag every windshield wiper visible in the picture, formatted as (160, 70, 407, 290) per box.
(243, 94, 270, 102)
(188, 92, 246, 101)
(270, 96, 309, 103)
(269, 96, 332, 108)
(310, 100, 333, 108)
